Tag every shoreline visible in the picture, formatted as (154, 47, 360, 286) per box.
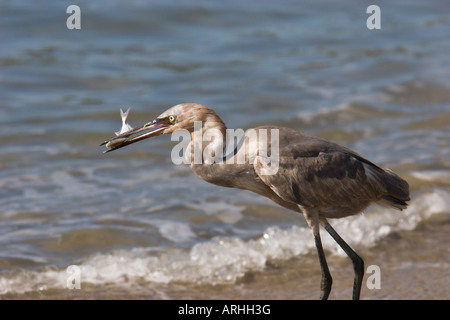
(2, 212, 448, 300)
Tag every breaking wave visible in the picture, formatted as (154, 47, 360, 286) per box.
(1, 188, 448, 296)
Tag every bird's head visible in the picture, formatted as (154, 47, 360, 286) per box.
(101, 103, 225, 153)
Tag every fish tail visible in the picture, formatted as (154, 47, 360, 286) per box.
(120, 107, 130, 121)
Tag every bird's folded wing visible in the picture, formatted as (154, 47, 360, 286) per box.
(254, 149, 386, 210)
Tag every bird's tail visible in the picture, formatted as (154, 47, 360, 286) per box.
(377, 168, 410, 210)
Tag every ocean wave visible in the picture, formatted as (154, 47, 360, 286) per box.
(1, 188, 448, 296)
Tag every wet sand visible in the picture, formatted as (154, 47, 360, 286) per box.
(4, 212, 448, 300)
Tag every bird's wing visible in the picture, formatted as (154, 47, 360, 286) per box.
(254, 146, 387, 211)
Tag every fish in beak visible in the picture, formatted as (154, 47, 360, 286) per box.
(115, 108, 133, 136)
(100, 109, 172, 153)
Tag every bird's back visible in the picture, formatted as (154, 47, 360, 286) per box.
(253, 126, 410, 218)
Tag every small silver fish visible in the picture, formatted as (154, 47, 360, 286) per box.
(115, 107, 133, 136)
(106, 137, 129, 149)
(100, 108, 135, 152)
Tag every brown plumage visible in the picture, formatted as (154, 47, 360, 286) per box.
(101, 103, 410, 300)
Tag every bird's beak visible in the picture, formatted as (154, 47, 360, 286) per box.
(100, 118, 170, 153)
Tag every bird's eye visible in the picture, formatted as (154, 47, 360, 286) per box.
(168, 115, 176, 124)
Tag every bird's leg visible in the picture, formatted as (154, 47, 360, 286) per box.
(302, 209, 332, 300)
(314, 231, 333, 300)
(321, 219, 364, 300)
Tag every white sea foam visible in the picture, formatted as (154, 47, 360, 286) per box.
(186, 200, 245, 224)
(156, 221, 197, 243)
(411, 170, 450, 184)
(1, 188, 448, 295)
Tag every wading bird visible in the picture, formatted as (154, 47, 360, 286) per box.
(101, 103, 410, 300)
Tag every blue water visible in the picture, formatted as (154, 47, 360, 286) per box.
(1, 0, 449, 299)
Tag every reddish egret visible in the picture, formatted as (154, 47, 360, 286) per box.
(101, 103, 410, 300)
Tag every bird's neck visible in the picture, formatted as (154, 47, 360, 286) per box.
(185, 112, 228, 165)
